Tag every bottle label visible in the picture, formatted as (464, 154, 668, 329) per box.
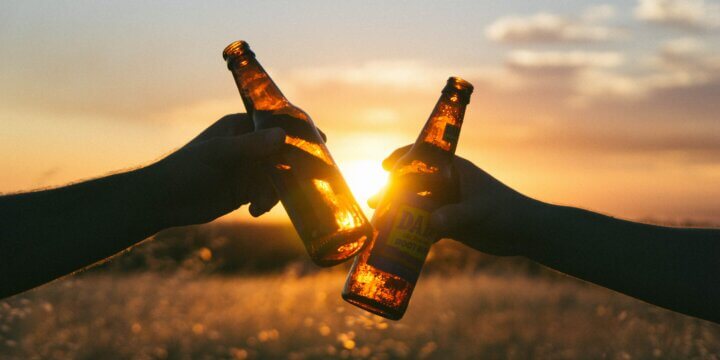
(367, 198, 434, 283)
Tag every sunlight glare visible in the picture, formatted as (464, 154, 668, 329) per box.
(340, 160, 389, 215)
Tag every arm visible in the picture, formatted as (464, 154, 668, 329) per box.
(381, 147, 720, 323)
(523, 203, 720, 324)
(0, 114, 285, 298)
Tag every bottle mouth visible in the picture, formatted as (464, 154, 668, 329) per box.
(447, 76, 474, 92)
(223, 40, 255, 61)
(443, 76, 474, 103)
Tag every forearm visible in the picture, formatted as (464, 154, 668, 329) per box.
(0, 165, 168, 298)
(522, 202, 720, 323)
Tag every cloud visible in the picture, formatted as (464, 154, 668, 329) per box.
(506, 50, 624, 73)
(284, 60, 476, 91)
(282, 60, 522, 93)
(499, 37, 720, 104)
(501, 50, 638, 100)
(654, 37, 720, 71)
(635, 0, 720, 30)
(582, 4, 617, 22)
(278, 50, 713, 113)
(575, 70, 648, 99)
(486, 11, 621, 44)
(641, 38, 720, 90)
(277, 43, 719, 116)
(285, 60, 448, 91)
(573, 50, 720, 103)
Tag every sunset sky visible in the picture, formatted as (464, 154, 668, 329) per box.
(2, 0, 719, 223)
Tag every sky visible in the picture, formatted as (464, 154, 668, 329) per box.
(2, 0, 720, 224)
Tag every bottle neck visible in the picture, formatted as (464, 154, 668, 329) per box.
(227, 55, 289, 113)
(414, 89, 468, 155)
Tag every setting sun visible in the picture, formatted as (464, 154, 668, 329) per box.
(3, 1, 720, 358)
(339, 159, 389, 215)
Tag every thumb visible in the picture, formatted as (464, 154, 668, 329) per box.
(203, 128, 286, 165)
(382, 144, 412, 171)
(429, 203, 473, 236)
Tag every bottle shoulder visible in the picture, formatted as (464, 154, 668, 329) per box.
(253, 105, 313, 127)
(273, 104, 311, 121)
(253, 106, 324, 148)
(393, 145, 454, 176)
(388, 148, 459, 205)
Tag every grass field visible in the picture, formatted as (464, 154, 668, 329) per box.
(1, 270, 719, 359)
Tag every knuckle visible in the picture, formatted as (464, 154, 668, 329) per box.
(219, 113, 246, 123)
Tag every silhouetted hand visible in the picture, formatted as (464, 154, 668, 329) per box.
(371, 146, 720, 323)
(150, 113, 285, 227)
(375, 145, 543, 256)
(1, 112, 332, 298)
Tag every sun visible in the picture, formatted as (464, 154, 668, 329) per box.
(339, 159, 389, 214)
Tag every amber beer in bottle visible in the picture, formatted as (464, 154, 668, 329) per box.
(223, 40, 374, 266)
(342, 77, 473, 319)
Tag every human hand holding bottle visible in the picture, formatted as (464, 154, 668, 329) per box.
(1, 113, 291, 298)
(375, 145, 545, 257)
(153, 112, 333, 227)
(151, 113, 285, 227)
(377, 146, 720, 324)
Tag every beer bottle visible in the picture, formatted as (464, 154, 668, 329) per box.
(342, 77, 473, 319)
(223, 40, 374, 267)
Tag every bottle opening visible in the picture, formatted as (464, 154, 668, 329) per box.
(223, 40, 255, 61)
(443, 76, 474, 103)
(447, 76, 474, 92)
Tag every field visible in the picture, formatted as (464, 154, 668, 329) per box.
(1, 224, 719, 359)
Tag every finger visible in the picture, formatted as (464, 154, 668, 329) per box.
(249, 195, 279, 217)
(189, 113, 253, 145)
(317, 128, 327, 143)
(382, 144, 413, 171)
(249, 180, 280, 217)
(202, 128, 286, 166)
(429, 203, 473, 236)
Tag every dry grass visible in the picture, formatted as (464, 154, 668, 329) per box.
(1, 271, 719, 359)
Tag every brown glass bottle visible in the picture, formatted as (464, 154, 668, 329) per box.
(223, 41, 374, 267)
(342, 77, 473, 319)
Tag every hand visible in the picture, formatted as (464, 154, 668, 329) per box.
(149, 114, 285, 227)
(377, 146, 546, 256)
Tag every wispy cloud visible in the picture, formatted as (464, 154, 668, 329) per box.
(498, 39, 720, 104)
(641, 38, 720, 91)
(654, 37, 720, 72)
(486, 9, 622, 44)
(582, 4, 617, 22)
(506, 50, 624, 73)
(635, 0, 720, 30)
(500, 50, 643, 102)
(284, 60, 486, 92)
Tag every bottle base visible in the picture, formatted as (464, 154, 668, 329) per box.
(341, 291, 405, 321)
(308, 228, 372, 267)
